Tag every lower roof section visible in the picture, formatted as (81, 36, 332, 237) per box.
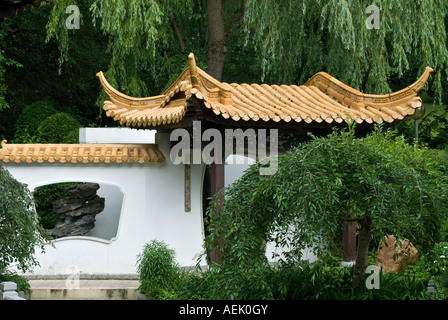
(0, 140, 165, 164)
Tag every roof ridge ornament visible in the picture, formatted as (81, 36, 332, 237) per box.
(96, 71, 165, 110)
(304, 67, 433, 110)
(188, 53, 202, 91)
(1, 140, 6, 148)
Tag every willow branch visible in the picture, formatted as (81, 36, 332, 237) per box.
(170, 17, 185, 51)
(224, 0, 247, 42)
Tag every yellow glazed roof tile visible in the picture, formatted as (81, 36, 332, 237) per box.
(97, 53, 433, 128)
(0, 140, 165, 164)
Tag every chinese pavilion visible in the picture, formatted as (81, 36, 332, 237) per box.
(0, 53, 432, 276)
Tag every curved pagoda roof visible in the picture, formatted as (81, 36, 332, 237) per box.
(97, 53, 432, 130)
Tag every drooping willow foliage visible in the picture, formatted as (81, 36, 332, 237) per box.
(204, 126, 448, 287)
(46, 0, 195, 99)
(0, 166, 49, 273)
(43, 0, 448, 102)
(242, 0, 448, 98)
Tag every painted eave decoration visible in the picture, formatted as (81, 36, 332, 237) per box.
(97, 53, 432, 129)
(0, 140, 165, 164)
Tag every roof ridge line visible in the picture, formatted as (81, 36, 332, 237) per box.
(96, 71, 165, 110)
(304, 67, 433, 109)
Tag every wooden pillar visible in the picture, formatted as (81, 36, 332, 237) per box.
(342, 220, 357, 263)
(208, 159, 225, 264)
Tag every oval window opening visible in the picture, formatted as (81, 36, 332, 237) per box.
(33, 182, 123, 241)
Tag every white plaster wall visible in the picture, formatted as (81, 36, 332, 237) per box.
(5, 133, 205, 276)
(225, 155, 256, 189)
(3, 128, 314, 277)
(86, 183, 123, 240)
(79, 127, 156, 144)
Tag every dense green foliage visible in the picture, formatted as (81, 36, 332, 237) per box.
(37, 112, 80, 143)
(12, 101, 80, 143)
(396, 102, 448, 150)
(135, 130, 448, 300)
(44, 0, 448, 99)
(2, 1, 448, 145)
(0, 272, 31, 294)
(243, 0, 448, 100)
(204, 127, 448, 286)
(135, 257, 448, 300)
(0, 165, 48, 273)
(12, 101, 57, 143)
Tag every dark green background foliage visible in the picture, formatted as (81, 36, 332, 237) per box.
(12, 101, 80, 144)
(37, 112, 80, 144)
(12, 100, 57, 143)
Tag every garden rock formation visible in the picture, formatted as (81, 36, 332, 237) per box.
(375, 235, 419, 273)
(51, 183, 105, 238)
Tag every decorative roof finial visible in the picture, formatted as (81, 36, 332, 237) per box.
(188, 53, 201, 90)
(1, 140, 6, 148)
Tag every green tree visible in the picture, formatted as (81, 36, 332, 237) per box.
(45, 0, 448, 101)
(242, 0, 448, 99)
(136, 239, 180, 299)
(0, 32, 22, 112)
(13, 101, 57, 143)
(0, 165, 49, 273)
(37, 112, 80, 143)
(205, 127, 448, 290)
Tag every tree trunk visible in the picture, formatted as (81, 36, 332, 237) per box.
(342, 219, 357, 262)
(206, 0, 227, 81)
(351, 216, 373, 290)
(206, 0, 247, 81)
(170, 17, 185, 51)
(208, 160, 225, 264)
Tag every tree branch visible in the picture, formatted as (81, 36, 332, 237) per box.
(170, 17, 185, 52)
(224, 0, 247, 41)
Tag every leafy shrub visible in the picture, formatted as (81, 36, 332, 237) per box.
(132, 257, 447, 300)
(440, 269, 448, 294)
(168, 261, 439, 300)
(136, 240, 180, 299)
(37, 112, 80, 143)
(427, 242, 448, 275)
(13, 100, 57, 143)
